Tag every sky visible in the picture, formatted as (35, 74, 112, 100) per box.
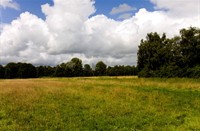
(0, 0, 200, 66)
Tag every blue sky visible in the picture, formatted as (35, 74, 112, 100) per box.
(1, 0, 53, 23)
(94, 0, 154, 18)
(1, 0, 155, 23)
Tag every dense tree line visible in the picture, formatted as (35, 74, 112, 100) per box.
(137, 27, 200, 78)
(0, 63, 37, 79)
(106, 65, 138, 76)
(0, 58, 138, 79)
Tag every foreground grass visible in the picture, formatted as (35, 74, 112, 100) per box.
(0, 77, 200, 130)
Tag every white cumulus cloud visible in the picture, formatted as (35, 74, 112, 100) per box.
(0, 0, 199, 66)
(0, 0, 20, 10)
(110, 3, 136, 15)
(117, 13, 133, 20)
(150, 0, 200, 17)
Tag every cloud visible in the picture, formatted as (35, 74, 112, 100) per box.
(117, 13, 133, 20)
(0, 0, 20, 10)
(110, 3, 136, 15)
(0, 12, 50, 65)
(150, 0, 200, 17)
(0, 23, 7, 32)
(0, 0, 199, 66)
(41, 0, 96, 54)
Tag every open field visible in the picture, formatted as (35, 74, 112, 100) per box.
(0, 77, 200, 130)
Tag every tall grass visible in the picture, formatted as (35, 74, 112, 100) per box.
(0, 77, 200, 130)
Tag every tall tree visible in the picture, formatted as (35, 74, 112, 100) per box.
(137, 27, 200, 78)
(137, 32, 169, 71)
(179, 27, 200, 67)
(70, 58, 83, 76)
(95, 61, 107, 76)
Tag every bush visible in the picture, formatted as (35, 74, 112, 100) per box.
(187, 66, 200, 78)
(138, 67, 154, 78)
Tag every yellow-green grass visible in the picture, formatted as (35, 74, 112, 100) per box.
(0, 77, 200, 130)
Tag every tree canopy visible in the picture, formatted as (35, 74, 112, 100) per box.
(137, 27, 200, 78)
(95, 61, 107, 76)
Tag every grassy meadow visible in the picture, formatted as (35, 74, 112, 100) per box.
(0, 77, 200, 130)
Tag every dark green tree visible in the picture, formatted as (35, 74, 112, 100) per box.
(54, 64, 66, 77)
(137, 27, 200, 78)
(124, 66, 138, 76)
(0, 65, 5, 78)
(4, 62, 20, 78)
(36, 66, 45, 77)
(137, 32, 169, 72)
(106, 65, 138, 76)
(179, 27, 200, 67)
(37, 66, 55, 77)
(95, 61, 107, 76)
(70, 58, 83, 76)
(17, 63, 37, 78)
(83, 64, 93, 76)
(54, 58, 83, 77)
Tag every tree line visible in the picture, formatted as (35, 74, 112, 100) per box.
(137, 27, 200, 78)
(0, 58, 138, 79)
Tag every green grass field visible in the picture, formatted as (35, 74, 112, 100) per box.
(0, 77, 200, 130)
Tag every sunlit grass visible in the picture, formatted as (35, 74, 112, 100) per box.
(0, 77, 200, 130)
